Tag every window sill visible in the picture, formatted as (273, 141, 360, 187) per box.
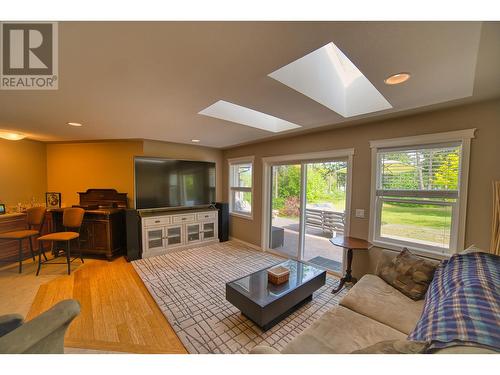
(372, 239, 452, 260)
(230, 212, 253, 221)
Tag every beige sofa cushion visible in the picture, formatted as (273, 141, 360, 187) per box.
(351, 339, 428, 354)
(340, 274, 424, 334)
(249, 345, 281, 354)
(281, 306, 406, 354)
(433, 346, 497, 354)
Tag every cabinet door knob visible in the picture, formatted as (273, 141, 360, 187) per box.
(155, 220, 160, 223)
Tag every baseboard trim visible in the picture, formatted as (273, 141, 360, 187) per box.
(229, 237, 263, 251)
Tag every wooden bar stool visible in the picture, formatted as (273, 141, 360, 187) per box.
(36, 207, 85, 276)
(0, 207, 47, 273)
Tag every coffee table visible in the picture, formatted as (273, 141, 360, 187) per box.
(226, 259, 326, 331)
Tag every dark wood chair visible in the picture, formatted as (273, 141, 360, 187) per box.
(0, 207, 47, 273)
(36, 208, 85, 276)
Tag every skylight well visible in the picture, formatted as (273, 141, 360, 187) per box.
(268, 42, 392, 118)
(199, 100, 301, 133)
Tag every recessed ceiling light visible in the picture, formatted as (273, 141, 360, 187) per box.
(384, 73, 411, 85)
(191, 139, 201, 143)
(67, 122, 83, 127)
(268, 42, 392, 118)
(0, 130, 26, 141)
(199, 100, 301, 133)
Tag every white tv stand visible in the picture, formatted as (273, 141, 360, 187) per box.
(140, 208, 219, 258)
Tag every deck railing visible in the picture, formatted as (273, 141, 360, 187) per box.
(305, 207, 345, 235)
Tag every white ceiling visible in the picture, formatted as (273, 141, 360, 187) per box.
(0, 21, 499, 148)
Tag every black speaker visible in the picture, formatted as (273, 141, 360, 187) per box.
(215, 202, 229, 242)
(125, 209, 142, 261)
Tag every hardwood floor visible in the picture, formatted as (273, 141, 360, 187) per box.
(27, 257, 187, 354)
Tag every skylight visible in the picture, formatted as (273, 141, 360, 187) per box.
(268, 42, 392, 118)
(199, 100, 301, 133)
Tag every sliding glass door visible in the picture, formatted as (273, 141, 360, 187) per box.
(266, 157, 350, 273)
(302, 161, 347, 273)
(269, 164, 302, 259)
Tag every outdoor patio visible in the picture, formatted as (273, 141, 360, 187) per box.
(270, 216, 345, 273)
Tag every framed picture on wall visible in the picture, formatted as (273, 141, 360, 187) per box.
(46, 192, 61, 209)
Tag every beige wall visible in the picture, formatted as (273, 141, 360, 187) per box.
(143, 140, 224, 202)
(45, 139, 223, 208)
(223, 99, 500, 277)
(46, 141, 143, 207)
(0, 139, 47, 210)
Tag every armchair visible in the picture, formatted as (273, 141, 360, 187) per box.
(0, 299, 80, 354)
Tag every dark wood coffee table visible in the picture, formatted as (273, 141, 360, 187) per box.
(226, 259, 326, 331)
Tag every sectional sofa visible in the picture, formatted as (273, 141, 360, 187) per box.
(251, 249, 497, 354)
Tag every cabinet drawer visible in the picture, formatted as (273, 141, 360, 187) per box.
(197, 212, 217, 221)
(144, 216, 171, 226)
(172, 214, 195, 224)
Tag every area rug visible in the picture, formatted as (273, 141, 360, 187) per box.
(308, 256, 342, 273)
(132, 241, 347, 354)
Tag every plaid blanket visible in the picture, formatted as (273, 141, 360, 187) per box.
(408, 252, 500, 351)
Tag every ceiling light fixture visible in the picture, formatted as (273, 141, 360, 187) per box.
(384, 73, 411, 85)
(67, 122, 83, 127)
(191, 139, 201, 143)
(0, 130, 26, 141)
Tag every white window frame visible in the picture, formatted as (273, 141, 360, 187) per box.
(368, 129, 476, 258)
(228, 156, 254, 220)
(261, 148, 355, 266)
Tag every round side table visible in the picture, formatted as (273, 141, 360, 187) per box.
(329, 236, 372, 294)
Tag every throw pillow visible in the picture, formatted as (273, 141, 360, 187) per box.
(351, 340, 428, 354)
(377, 248, 437, 300)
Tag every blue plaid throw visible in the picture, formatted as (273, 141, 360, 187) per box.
(408, 252, 500, 351)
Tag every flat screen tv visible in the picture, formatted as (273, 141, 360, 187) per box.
(134, 157, 216, 210)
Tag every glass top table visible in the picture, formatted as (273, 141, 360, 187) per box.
(226, 259, 326, 330)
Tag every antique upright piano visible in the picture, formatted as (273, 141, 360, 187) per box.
(51, 189, 127, 260)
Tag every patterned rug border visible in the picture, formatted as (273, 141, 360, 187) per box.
(133, 241, 347, 354)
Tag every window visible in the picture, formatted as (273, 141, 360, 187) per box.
(369, 129, 475, 256)
(228, 157, 254, 219)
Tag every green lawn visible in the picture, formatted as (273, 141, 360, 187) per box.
(381, 202, 451, 228)
(381, 202, 451, 246)
(307, 197, 346, 212)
